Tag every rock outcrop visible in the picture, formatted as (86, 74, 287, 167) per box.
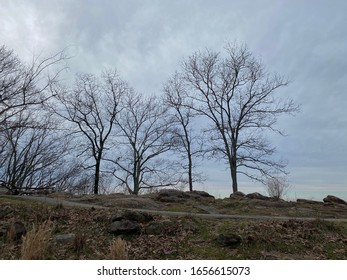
(108, 220, 141, 235)
(246, 192, 270, 200)
(155, 189, 214, 203)
(323, 195, 347, 205)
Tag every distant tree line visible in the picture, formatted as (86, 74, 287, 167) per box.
(0, 43, 298, 195)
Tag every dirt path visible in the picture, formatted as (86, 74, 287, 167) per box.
(5, 195, 347, 223)
(0, 195, 107, 209)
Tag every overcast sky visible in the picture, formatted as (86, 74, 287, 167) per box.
(1, 0, 346, 200)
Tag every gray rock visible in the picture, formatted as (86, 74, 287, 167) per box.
(323, 195, 347, 205)
(123, 210, 153, 223)
(216, 234, 242, 247)
(246, 192, 270, 200)
(155, 189, 189, 202)
(108, 220, 141, 235)
(186, 191, 215, 200)
(144, 220, 175, 235)
(111, 210, 153, 223)
(230, 191, 246, 198)
(54, 233, 76, 243)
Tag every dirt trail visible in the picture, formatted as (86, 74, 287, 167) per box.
(4, 195, 347, 223)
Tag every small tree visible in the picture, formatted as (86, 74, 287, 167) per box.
(265, 176, 290, 199)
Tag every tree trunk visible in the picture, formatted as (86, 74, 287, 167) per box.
(94, 159, 100, 194)
(188, 153, 193, 191)
(187, 140, 194, 191)
(231, 162, 238, 193)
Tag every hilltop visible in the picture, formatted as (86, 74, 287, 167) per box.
(0, 189, 346, 260)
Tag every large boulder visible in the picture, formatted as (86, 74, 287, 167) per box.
(323, 195, 347, 205)
(246, 192, 270, 200)
(108, 220, 141, 235)
(155, 189, 190, 203)
(230, 191, 246, 198)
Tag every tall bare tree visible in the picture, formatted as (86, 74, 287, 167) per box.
(179, 43, 299, 194)
(0, 45, 66, 131)
(52, 70, 127, 194)
(110, 92, 181, 195)
(164, 72, 204, 191)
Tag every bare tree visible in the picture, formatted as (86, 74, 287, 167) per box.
(0, 111, 73, 194)
(164, 72, 204, 191)
(52, 70, 127, 194)
(110, 92, 181, 195)
(179, 43, 299, 194)
(0, 45, 66, 131)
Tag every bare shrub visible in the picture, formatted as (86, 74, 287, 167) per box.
(20, 221, 53, 260)
(265, 176, 290, 199)
(107, 237, 128, 259)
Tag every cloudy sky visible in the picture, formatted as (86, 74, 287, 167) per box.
(1, 0, 346, 200)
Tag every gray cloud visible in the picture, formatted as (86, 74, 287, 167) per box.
(1, 0, 346, 199)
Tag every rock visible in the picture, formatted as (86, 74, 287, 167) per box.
(111, 210, 153, 223)
(144, 220, 175, 235)
(323, 195, 347, 205)
(54, 233, 76, 243)
(156, 189, 215, 202)
(230, 191, 246, 198)
(7, 221, 27, 241)
(108, 220, 141, 235)
(123, 210, 153, 223)
(186, 191, 215, 200)
(216, 234, 242, 247)
(246, 192, 270, 200)
(155, 189, 190, 202)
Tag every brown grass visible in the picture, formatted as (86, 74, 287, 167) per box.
(107, 237, 128, 259)
(73, 230, 87, 256)
(20, 221, 53, 260)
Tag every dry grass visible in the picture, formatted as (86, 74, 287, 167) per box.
(20, 221, 53, 260)
(73, 230, 87, 256)
(107, 237, 128, 259)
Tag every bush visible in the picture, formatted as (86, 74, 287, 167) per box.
(107, 237, 128, 259)
(265, 177, 290, 199)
